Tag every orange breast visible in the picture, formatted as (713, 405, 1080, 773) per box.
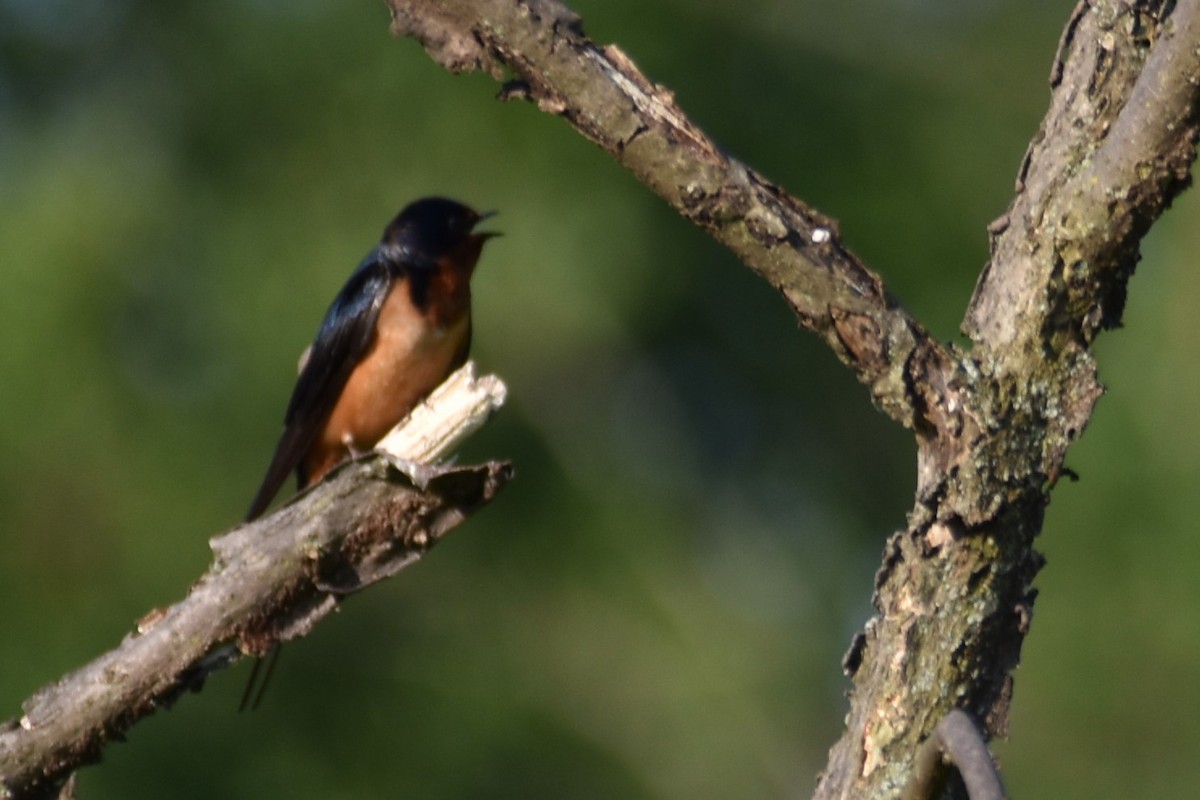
(302, 281, 470, 485)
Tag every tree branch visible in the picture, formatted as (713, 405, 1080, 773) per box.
(0, 364, 510, 799)
(966, 0, 1200, 358)
(386, 2, 1200, 799)
(389, 0, 938, 428)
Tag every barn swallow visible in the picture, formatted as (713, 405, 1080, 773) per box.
(239, 197, 496, 707)
(245, 197, 496, 521)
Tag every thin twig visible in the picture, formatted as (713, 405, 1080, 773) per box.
(901, 710, 1007, 800)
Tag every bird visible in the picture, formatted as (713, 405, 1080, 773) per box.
(239, 197, 497, 708)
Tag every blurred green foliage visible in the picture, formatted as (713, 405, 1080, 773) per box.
(1, 0, 1197, 797)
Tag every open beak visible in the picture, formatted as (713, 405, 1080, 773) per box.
(472, 210, 502, 241)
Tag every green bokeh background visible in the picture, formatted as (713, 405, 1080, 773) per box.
(2, 1, 1197, 797)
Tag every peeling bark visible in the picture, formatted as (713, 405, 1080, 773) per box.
(386, 2, 1200, 799)
(4, 1, 1196, 796)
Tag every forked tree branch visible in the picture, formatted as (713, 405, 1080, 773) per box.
(0, 364, 510, 799)
(5, 1, 1196, 796)
(386, 1, 1200, 798)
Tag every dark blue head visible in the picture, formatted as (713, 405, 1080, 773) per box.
(380, 197, 495, 268)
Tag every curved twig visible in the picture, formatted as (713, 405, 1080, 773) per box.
(901, 710, 1007, 800)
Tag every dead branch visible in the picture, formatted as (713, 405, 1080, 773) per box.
(385, 2, 1200, 798)
(0, 364, 510, 799)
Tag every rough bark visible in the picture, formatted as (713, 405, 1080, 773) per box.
(0, 366, 511, 799)
(394, 0, 933, 427)
(386, 1, 1200, 798)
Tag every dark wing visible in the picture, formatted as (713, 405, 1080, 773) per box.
(244, 254, 396, 520)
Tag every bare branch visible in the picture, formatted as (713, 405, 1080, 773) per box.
(818, 5, 1200, 798)
(0, 364, 511, 799)
(387, 0, 938, 428)
(385, 2, 1200, 799)
(967, 0, 1200, 358)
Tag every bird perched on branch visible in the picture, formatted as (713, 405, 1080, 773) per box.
(241, 197, 498, 708)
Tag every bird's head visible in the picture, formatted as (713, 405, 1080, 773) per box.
(381, 197, 499, 271)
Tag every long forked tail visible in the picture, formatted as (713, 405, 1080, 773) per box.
(239, 646, 283, 712)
